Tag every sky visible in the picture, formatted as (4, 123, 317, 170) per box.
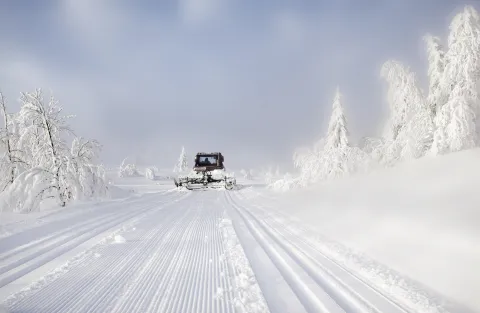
(0, 0, 477, 170)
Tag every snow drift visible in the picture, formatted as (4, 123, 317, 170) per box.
(261, 148, 480, 311)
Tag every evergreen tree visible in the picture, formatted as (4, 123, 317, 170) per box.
(173, 146, 188, 172)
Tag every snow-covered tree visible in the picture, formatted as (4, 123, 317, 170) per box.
(173, 146, 188, 172)
(381, 61, 434, 163)
(15, 89, 75, 207)
(0, 88, 107, 212)
(291, 88, 366, 186)
(268, 172, 298, 192)
(325, 88, 349, 150)
(118, 157, 140, 177)
(0, 93, 16, 190)
(431, 5, 480, 154)
(293, 142, 323, 185)
(424, 34, 446, 116)
(319, 88, 365, 179)
(67, 137, 107, 200)
(381, 61, 417, 142)
(145, 167, 156, 180)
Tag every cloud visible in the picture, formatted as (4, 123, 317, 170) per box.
(60, 0, 133, 51)
(271, 10, 308, 44)
(178, 0, 228, 25)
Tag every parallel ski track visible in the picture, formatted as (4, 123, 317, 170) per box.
(8, 192, 237, 313)
(233, 191, 417, 313)
(0, 191, 167, 240)
(0, 192, 176, 264)
(226, 191, 410, 313)
(0, 190, 189, 290)
(0, 191, 175, 255)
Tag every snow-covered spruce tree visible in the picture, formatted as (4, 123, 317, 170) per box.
(319, 87, 359, 179)
(431, 5, 480, 154)
(291, 88, 365, 186)
(173, 146, 188, 172)
(380, 61, 434, 164)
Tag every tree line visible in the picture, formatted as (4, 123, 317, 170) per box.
(285, 5, 480, 188)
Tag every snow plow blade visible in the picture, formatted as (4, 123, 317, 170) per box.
(185, 182, 235, 191)
(174, 176, 236, 191)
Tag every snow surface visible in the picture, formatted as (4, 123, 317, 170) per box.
(0, 156, 477, 313)
(248, 148, 480, 312)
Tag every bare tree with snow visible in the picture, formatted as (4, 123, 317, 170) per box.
(68, 137, 107, 200)
(15, 89, 75, 207)
(0, 88, 107, 212)
(173, 146, 189, 172)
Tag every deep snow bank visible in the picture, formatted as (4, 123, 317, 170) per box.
(267, 148, 480, 311)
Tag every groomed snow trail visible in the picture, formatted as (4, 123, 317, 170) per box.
(225, 191, 442, 313)
(1, 186, 463, 313)
(0, 191, 187, 294)
(2, 190, 268, 313)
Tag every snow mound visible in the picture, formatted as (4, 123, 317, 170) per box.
(268, 173, 297, 192)
(219, 217, 269, 312)
(113, 235, 126, 244)
(0, 167, 50, 213)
